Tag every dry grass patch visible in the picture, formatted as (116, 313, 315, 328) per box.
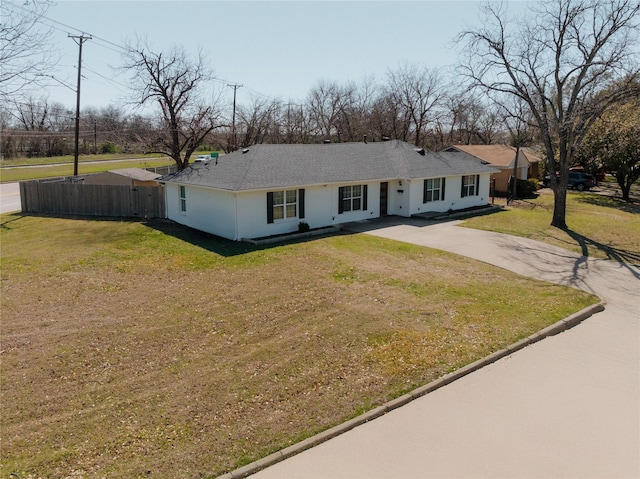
(1, 215, 597, 478)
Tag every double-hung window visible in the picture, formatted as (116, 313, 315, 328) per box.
(274, 190, 297, 221)
(267, 189, 305, 223)
(179, 185, 187, 212)
(423, 178, 445, 203)
(461, 175, 479, 197)
(338, 185, 368, 214)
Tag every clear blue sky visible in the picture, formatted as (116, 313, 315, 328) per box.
(33, 0, 528, 111)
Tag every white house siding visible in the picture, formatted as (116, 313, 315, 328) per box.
(165, 183, 237, 240)
(165, 175, 492, 241)
(406, 174, 492, 216)
(235, 182, 382, 240)
(388, 179, 410, 216)
(331, 182, 381, 223)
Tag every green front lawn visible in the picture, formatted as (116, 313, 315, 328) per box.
(0, 214, 598, 478)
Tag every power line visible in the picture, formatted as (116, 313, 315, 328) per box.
(6, 0, 130, 53)
(4, 0, 285, 108)
(83, 66, 131, 92)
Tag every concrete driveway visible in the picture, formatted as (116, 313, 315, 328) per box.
(243, 218, 639, 479)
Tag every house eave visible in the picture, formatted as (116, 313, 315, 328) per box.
(159, 171, 495, 194)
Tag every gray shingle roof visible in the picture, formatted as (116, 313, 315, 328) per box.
(159, 140, 498, 191)
(108, 168, 161, 181)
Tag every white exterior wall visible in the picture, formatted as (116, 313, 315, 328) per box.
(166, 175, 493, 241)
(165, 183, 237, 240)
(237, 182, 381, 240)
(386, 180, 410, 217)
(406, 174, 492, 216)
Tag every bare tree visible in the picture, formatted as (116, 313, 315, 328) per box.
(14, 96, 49, 156)
(459, 0, 640, 228)
(122, 41, 222, 169)
(281, 102, 310, 144)
(236, 96, 283, 147)
(307, 80, 344, 140)
(369, 92, 409, 142)
(439, 92, 503, 147)
(0, 0, 57, 101)
(386, 64, 444, 147)
(0, 105, 17, 157)
(2, 97, 73, 157)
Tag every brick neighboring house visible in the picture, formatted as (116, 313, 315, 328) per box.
(443, 145, 542, 194)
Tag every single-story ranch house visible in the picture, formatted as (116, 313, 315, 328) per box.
(159, 140, 498, 241)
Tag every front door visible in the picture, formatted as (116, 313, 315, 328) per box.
(380, 182, 388, 216)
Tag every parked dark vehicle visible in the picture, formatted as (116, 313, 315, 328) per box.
(569, 166, 604, 183)
(543, 171, 596, 191)
(568, 171, 596, 190)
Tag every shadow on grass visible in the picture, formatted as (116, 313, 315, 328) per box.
(507, 196, 552, 210)
(0, 213, 264, 257)
(575, 193, 640, 214)
(2, 213, 336, 257)
(143, 218, 345, 257)
(0, 214, 27, 229)
(143, 218, 270, 257)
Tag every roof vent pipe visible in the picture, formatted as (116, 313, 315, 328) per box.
(363, 135, 367, 144)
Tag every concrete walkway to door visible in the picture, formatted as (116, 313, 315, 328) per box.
(246, 217, 639, 479)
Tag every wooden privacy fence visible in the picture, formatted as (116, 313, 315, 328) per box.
(20, 180, 166, 218)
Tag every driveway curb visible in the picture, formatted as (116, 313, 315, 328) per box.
(218, 302, 605, 479)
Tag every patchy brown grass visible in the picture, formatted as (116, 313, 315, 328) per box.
(0, 215, 597, 478)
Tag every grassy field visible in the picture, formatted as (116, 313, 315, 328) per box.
(0, 214, 598, 478)
(0, 153, 165, 167)
(0, 157, 175, 183)
(466, 190, 640, 263)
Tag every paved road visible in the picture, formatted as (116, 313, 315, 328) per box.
(247, 218, 639, 479)
(0, 182, 21, 214)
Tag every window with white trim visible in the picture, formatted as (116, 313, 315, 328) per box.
(179, 185, 187, 212)
(339, 185, 368, 213)
(274, 190, 297, 220)
(461, 175, 479, 197)
(267, 189, 305, 224)
(423, 178, 445, 203)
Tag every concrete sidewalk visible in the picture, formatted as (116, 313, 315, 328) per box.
(241, 219, 640, 479)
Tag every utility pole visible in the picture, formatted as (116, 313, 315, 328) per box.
(69, 34, 91, 176)
(227, 83, 242, 151)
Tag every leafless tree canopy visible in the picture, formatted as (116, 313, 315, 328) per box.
(385, 64, 444, 147)
(0, 0, 58, 101)
(458, 0, 640, 227)
(122, 42, 222, 169)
